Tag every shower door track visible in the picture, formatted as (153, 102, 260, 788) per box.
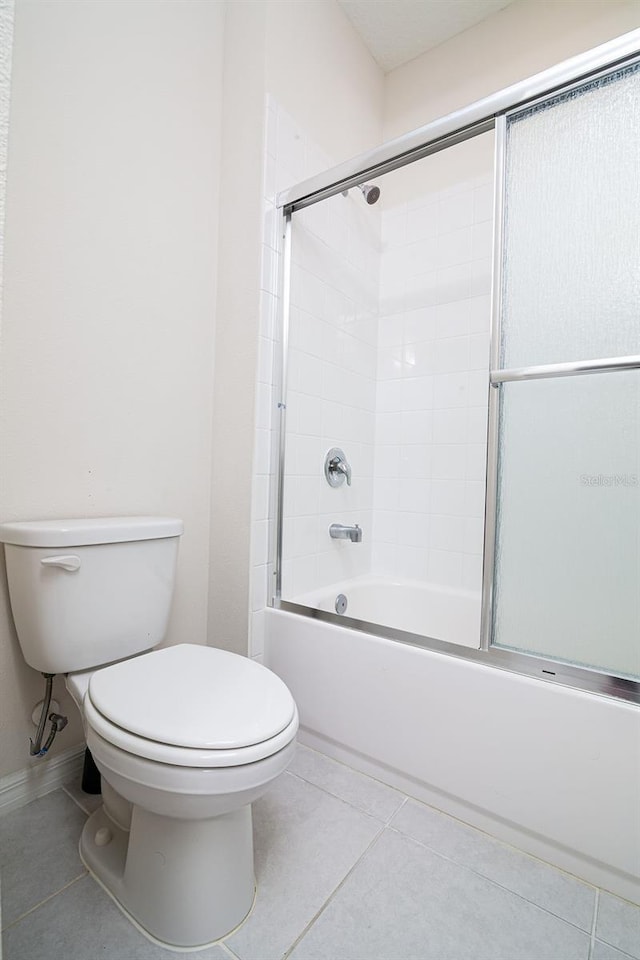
(278, 30, 640, 214)
(271, 29, 640, 706)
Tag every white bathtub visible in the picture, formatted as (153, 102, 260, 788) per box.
(264, 605, 640, 905)
(293, 576, 481, 648)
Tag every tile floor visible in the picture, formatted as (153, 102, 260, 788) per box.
(1, 743, 639, 960)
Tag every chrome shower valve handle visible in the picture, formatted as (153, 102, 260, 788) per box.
(324, 448, 352, 487)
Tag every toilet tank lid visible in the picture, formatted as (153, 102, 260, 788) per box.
(0, 516, 183, 547)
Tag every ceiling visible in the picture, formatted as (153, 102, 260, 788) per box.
(338, 0, 516, 72)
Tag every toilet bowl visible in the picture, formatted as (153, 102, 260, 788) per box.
(69, 643, 298, 948)
(0, 517, 299, 950)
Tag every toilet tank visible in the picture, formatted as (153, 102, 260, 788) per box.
(0, 517, 183, 674)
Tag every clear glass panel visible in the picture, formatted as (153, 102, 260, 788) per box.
(501, 61, 640, 368)
(280, 133, 494, 649)
(493, 372, 640, 680)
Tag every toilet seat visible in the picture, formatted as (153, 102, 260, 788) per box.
(84, 643, 298, 768)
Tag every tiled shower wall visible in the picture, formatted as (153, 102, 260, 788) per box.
(371, 179, 493, 593)
(250, 99, 379, 658)
(250, 103, 494, 656)
(281, 193, 379, 600)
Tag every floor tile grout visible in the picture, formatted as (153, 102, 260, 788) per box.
(588, 888, 599, 959)
(1, 872, 88, 933)
(293, 754, 602, 909)
(385, 794, 408, 825)
(285, 769, 407, 826)
(61, 783, 100, 818)
(3, 757, 638, 960)
(219, 941, 242, 960)
(384, 821, 596, 937)
(281, 821, 388, 960)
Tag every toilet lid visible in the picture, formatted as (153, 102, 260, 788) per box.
(87, 644, 296, 750)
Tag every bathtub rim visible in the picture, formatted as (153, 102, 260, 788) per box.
(274, 598, 640, 705)
(289, 575, 481, 651)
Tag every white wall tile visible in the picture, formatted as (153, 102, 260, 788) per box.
(255, 114, 492, 611)
(468, 294, 491, 334)
(438, 189, 475, 231)
(401, 409, 433, 445)
(251, 519, 270, 567)
(432, 443, 467, 480)
(470, 257, 492, 297)
(397, 544, 429, 581)
(431, 479, 466, 516)
(428, 548, 463, 588)
(466, 443, 488, 481)
(400, 443, 432, 479)
(406, 200, 437, 244)
(462, 552, 484, 592)
(474, 183, 494, 223)
(468, 333, 490, 370)
(464, 479, 486, 518)
(404, 306, 438, 344)
(433, 336, 469, 373)
(434, 299, 469, 339)
(251, 565, 269, 612)
(435, 226, 473, 269)
(433, 408, 467, 445)
(464, 516, 485, 555)
(471, 220, 493, 260)
(249, 610, 265, 659)
(433, 372, 468, 409)
(397, 512, 430, 548)
(398, 478, 431, 514)
(430, 514, 467, 553)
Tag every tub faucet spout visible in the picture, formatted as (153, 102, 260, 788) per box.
(329, 523, 363, 543)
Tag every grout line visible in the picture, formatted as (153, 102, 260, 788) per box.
(61, 783, 100, 818)
(219, 942, 242, 960)
(588, 888, 599, 960)
(587, 894, 640, 960)
(281, 822, 387, 960)
(285, 768, 408, 827)
(385, 794, 408, 826)
(1, 872, 88, 932)
(384, 821, 598, 937)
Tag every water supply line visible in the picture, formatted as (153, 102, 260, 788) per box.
(30, 673, 68, 757)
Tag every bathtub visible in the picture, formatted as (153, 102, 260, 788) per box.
(293, 576, 481, 648)
(264, 603, 640, 905)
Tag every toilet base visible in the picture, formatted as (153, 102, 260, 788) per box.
(80, 802, 255, 949)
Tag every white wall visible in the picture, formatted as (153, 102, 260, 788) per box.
(218, 0, 384, 658)
(0, 0, 225, 779)
(209, 0, 268, 659)
(384, 0, 640, 141)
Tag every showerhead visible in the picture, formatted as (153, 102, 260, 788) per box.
(359, 183, 380, 205)
(342, 182, 381, 205)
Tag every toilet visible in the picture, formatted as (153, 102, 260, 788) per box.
(0, 517, 298, 949)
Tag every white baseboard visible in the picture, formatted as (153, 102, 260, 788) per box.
(0, 744, 85, 817)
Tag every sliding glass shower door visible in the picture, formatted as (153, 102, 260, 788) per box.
(490, 61, 640, 679)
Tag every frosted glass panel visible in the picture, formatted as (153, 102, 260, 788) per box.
(493, 372, 640, 679)
(502, 61, 640, 368)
